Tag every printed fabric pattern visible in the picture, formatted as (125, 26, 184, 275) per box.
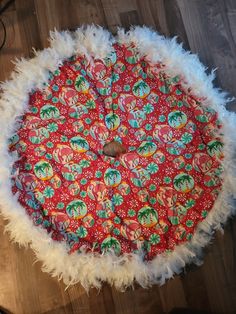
(9, 42, 224, 260)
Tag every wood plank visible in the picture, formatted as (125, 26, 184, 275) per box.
(164, 0, 190, 49)
(15, 0, 42, 56)
(34, 0, 108, 47)
(89, 284, 116, 314)
(177, 0, 236, 111)
(101, 0, 139, 33)
(65, 285, 91, 314)
(0, 5, 24, 78)
(111, 284, 164, 314)
(159, 277, 188, 312)
(180, 264, 211, 311)
(0, 220, 19, 313)
(140, 0, 170, 36)
(202, 238, 235, 313)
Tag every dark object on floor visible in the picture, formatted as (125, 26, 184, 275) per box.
(0, 306, 10, 314)
(0, 0, 15, 51)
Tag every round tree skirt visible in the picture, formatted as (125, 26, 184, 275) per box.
(0, 25, 236, 291)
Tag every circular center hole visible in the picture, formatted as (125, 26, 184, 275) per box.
(103, 140, 127, 157)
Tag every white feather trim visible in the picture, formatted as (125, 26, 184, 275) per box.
(0, 24, 235, 292)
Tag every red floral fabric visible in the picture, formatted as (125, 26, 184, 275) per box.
(9, 43, 224, 260)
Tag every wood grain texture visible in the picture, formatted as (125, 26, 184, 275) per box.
(0, 1, 236, 313)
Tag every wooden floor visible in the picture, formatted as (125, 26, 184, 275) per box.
(0, 1, 236, 313)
